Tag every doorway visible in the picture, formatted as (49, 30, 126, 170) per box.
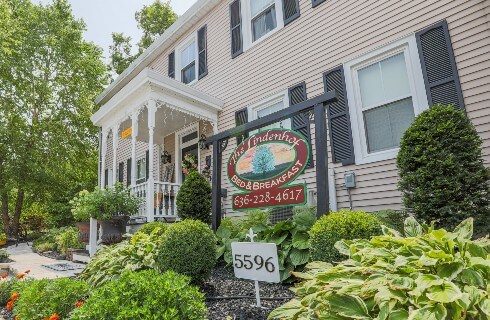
(175, 122, 200, 184)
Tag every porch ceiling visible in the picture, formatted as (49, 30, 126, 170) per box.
(91, 68, 224, 132)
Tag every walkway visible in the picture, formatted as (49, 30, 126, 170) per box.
(6, 243, 83, 279)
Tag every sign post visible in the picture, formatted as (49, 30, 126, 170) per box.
(231, 228, 280, 308)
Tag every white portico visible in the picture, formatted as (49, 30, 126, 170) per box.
(89, 68, 223, 255)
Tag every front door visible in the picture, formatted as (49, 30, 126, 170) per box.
(176, 123, 200, 184)
(181, 143, 199, 182)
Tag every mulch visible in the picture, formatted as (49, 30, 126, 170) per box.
(202, 265, 294, 320)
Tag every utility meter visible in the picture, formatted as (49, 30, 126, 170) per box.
(344, 172, 356, 189)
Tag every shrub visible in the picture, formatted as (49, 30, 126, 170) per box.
(71, 270, 207, 320)
(397, 104, 489, 235)
(80, 229, 164, 287)
(20, 202, 50, 233)
(13, 278, 88, 319)
(309, 210, 382, 263)
(89, 183, 142, 221)
(0, 249, 9, 263)
(270, 217, 490, 319)
(176, 171, 212, 223)
(158, 219, 216, 283)
(372, 209, 409, 234)
(70, 190, 93, 222)
(55, 227, 84, 255)
(135, 221, 168, 236)
(0, 278, 27, 306)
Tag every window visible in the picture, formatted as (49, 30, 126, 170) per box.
(251, 0, 277, 42)
(344, 36, 429, 164)
(248, 91, 290, 133)
(180, 41, 196, 84)
(136, 157, 146, 183)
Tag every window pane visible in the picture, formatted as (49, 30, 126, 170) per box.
(364, 97, 414, 152)
(257, 101, 289, 131)
(252, 6, 276, 42)
(358, 62, 383, 108)
(181, 41, 196, 68)
(381, 53, 410, 101)
(251, 0, 274, 17)
(182, 62, 196, 84)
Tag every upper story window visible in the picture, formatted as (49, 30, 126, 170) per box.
(180, 41, 197, 84)
(251, 0, 277, 42)
(344, 36, 429, 164)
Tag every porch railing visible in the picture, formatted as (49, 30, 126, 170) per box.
(130, 181, 180, 221)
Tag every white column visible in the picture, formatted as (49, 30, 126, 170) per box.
(90, 128, 107, 256)
(100, 129, 108, 189)
(112, 124, 119, 185)
(131, 112, 138, 187)
(146, 100, 157, 222)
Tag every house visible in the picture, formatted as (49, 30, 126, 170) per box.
(90, 0, 490, 254)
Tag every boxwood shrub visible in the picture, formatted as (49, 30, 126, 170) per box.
(310, 210, 382, 262)
(13, 278, 88, 319)
(176, 171, 212, 223)
(397, 104, 489, 235)
(135, 221, 168, 236)
(70, 270, 207, 320)
(157, 219, 216, 283)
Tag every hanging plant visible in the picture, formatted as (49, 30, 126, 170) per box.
(182, 153, 198, 175)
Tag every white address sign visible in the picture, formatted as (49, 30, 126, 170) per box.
(231, 242, 280, 283)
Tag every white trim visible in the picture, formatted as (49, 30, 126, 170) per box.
(175, 122, 200, 184)
(344, 35, 428, 165)
(175, 33, 199, 85)
(241, 0, 285, 52)
(247, 90, 290, 133)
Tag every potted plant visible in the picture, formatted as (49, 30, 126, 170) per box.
(90, 183, 141, 245)
(70, 190, 93, 244)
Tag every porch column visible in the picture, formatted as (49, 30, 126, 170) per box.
(100, 129, 108, 189)
(146, 100, 157, 222)
(112, 124, 119, 185)
(90, 128, 107, 256)
(131, 112, 139, 187)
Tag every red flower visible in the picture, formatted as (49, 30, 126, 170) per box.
(10, 292, 19, 301)
(15, 273, 25, 280)
(6, 299, 14, 311)
(74, 300, 84, 308)
(48, 313, 60, 320)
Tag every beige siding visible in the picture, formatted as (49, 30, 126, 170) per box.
(144, 0, 490, 214)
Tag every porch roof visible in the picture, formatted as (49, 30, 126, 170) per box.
(91, 68, 224, 129)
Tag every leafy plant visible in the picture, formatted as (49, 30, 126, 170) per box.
(70, 270, 207, 320)
(309, 210, 382, 263)
(0, 278, 27, 306)
(55, 227, 84, 255)
(80, 230, 164, 287)
(176, 171, 212, 223)
(269, 217, 490, 319)
(89, 183, 142, 221)
(0, 233, 6, 244)
(157, 219, 216, 283)
(397, 104, 489, 236)
(70, 190, 94, 222)
(372, 209, 409, 234)
(0, 249, 9, 263)
(13, 278, 88, 319)
(216, 209, 316, 282)
(135, 221, 168, 237)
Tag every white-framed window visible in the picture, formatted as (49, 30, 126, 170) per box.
(344, 35, 429, 165)
(248, 90, 290, 132)
(136, 156, 146, 183)
(175, 35, 198, 85)
(241, 0, 284, 50)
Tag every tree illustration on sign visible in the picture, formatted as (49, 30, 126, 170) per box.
(252, 145, 276, 174)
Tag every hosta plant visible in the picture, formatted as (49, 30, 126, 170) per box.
(269, 217, 489, 319)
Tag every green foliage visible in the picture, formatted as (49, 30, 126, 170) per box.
(0, 278, 30, 306)
(176, 171, 212, 224)
(216, 209, 316, 282)
(14, 278, 88, 319)
(397, 104, 489, 235)
(158, 219, 216, 283)
(88, 183, 141, 221)
(71, 270, 207, 320)
(33, 227, 83, 254)
(20, 202, 50, 233)
(0, 0, 107, 235)
(80, 229, 164, 287)
(372, 209, 409, 234)
(269, 218, 490, 320)
(0, 249, 9, 263)
(135, 221, 168, 236)
(309, 210, 382, 263)
(70, 190, 94, 222)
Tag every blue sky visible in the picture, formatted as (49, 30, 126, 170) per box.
(37, 0, 198, 58)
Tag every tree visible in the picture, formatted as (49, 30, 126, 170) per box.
(252, 146, 276, 174)
(397, 104, 489, 236)
(0, 0, 108, 235)
(109, 0, 177, 76)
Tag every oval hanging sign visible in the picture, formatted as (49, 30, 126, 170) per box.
(227, 129, 309, 210)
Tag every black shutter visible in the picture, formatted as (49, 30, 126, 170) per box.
(235, 108, 248, 145)
(312, 0, 326, 8)
(198, 25, 208, 79)
(168, 51, 175, 79)
(104, 169, 108, 187)
(118, 162, 124, 183)
(416, 20, 464, 110)
(230, 0, 243, 58)
(145, 150, 149, 181)
(324, 66, 355, 165)
(289, 82, 313, 168)
(283, 0, 300, 25)
(126, 159, 132, 187)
